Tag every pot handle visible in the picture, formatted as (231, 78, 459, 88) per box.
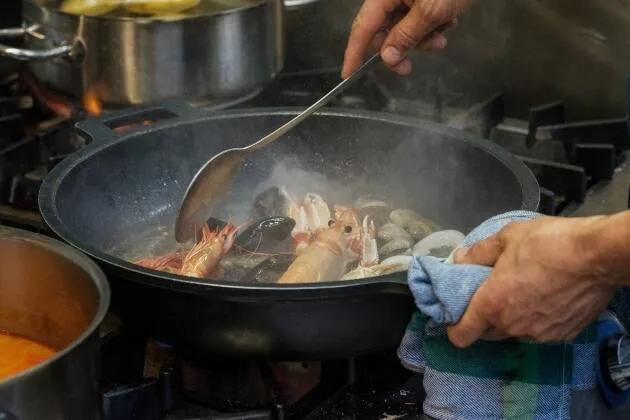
(75, 99, 209, 144)
(0, 25, 74, 61)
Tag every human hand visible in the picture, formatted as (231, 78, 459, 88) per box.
(446, 215, 622, 348)
(342, 0, 469, 78)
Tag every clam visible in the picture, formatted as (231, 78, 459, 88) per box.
(376, 223, 412, 244)
(353, 195, 391, 227)
(389, 208, 440, 241)
(405, 219, 435, 241)
(412, 230, 465, 258)
(379, 237, 414, 259)
(341, 260, 408, 281)
(380, 255, 412, 271)
(389, 209, 421, 228)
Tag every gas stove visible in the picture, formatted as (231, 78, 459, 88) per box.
(0, 64, 629, 420)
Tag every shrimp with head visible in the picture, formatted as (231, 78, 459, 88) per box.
(180, 222, 239, 278)
(277, 206, 373, 284)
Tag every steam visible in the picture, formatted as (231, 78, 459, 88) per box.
(252, 161, 357, 206)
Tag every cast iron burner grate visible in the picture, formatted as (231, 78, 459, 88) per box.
(0, 73, 84, 219)
(444, 93, 630, 215)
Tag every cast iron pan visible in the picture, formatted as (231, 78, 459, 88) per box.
(39, 100, 539, 361)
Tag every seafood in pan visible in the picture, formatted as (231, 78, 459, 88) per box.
(132, 188, 465, 283)
(136, 223, 238, 278)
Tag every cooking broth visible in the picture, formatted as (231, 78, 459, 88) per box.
(0, 330, 56, 380)
(37, 0, 261, 18)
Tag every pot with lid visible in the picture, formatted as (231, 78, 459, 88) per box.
(0, 0, 284, 107)
(0, 226, 110, 420)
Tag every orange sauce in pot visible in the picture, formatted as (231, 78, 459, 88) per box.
(0, 330, 57, 380)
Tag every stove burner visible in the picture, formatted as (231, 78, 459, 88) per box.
(99, 321, 413, 420)
(0, 73, 82, 218)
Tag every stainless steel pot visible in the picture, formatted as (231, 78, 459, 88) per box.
(0, 226, 110, 420)
(0, 0, 284, 106)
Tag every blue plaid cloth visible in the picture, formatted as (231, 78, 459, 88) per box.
(398, 211, 630, 420)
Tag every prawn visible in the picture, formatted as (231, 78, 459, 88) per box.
(180, 222, 239, 278)
(277, 207, 364, 284)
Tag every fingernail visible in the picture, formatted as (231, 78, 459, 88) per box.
(398, 58, 412, 75)
(447, 328, 471, 348)
(382, 46, 403, 65)
(436, 37, 447, 49)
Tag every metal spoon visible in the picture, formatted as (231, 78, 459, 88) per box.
(175, 53, 381, 243)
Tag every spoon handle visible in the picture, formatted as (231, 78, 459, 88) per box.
(248, 53, 381, 152)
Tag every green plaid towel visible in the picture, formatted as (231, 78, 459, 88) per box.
(398, 211, 630, 420)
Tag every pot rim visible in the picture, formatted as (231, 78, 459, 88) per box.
(25, 0, 276, 23)
(0, 226, 110, 386)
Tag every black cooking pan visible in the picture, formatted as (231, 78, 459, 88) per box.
(39, 101, 539, 361)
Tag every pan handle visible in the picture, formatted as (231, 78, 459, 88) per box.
(0, 25, 75, 61)
(74, 99, 209, 145)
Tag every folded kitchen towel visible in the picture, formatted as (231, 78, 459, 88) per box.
(398, 210, 630, 420)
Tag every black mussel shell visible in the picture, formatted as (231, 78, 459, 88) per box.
(242, 254, 296, 283)
(251, 186, 288, 220)
(235, 216, 295, 254)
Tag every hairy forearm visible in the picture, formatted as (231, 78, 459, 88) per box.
(584, 210, 630, 286)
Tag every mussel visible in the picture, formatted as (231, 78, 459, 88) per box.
(234, 216, 295, 254)
(242, 254, 296, 283)
(204, 216, 295, 254)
